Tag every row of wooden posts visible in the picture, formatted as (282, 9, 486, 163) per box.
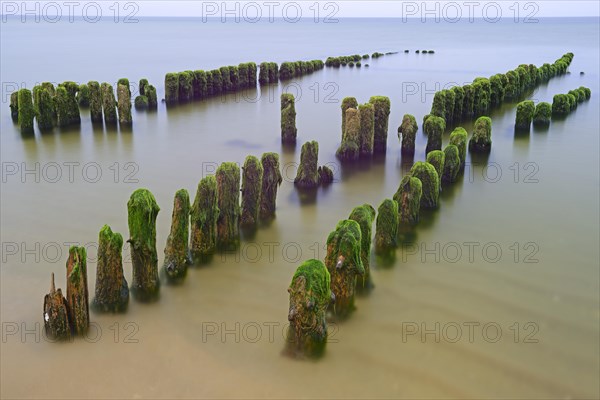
(10, 79, 158, 134)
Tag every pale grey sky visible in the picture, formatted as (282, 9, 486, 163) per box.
(1, 1, 599, 18)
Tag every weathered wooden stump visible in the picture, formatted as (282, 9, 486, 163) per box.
(469, 116, 492, 153)
(17, 89, 34, 134)
(318, 165, 334, 186)
(424, 115, 446, 154)
(533, 102, 552, 126)
(358, 103, 375, 158)
(426, 150, 445, 192)
(146, 85, 158, 110)
(101, 83, 117, 124)
(374, 199, 399, 256)
(341, 97, 358, 135)
(163, 189, 191, 280)
(259, 153, 283, 220)
(88, 81, 103, 122)
(66, 246, 89, 335)
(393, 176, 422, 225)
(216, 162, 241, 250)
(369, 96, 391, 153)
(442, 145, 461, 184)
(43, 273, 71, 340)
(165, 73, 179, 104)
(10, 91, 19, 122)
(128, 188, 160, 301)
(336, 108, 360, 162)
(36, 87, 55, 131)
(449, 127, 468, 168)
(398, 114, 418, 155)
(349, 204, 376, 293)
(241, 156, 264, 228)
(286, 259, 331, 358)
(410, 162, 439, 209)
(92, 225, 129, 312)
(515, 100, 535, 130)
(325, 220, 364, 318)
(190, 176, 219, 263)
(281, 93, 297, 144)
(117, 83, 132, 126)
(294, 141, 320, 188)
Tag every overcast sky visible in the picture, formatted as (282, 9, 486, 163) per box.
(131, 1, 599, 17)
(2, 1, 599, 17)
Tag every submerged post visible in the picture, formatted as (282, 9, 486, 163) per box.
(216, 162, 241, 250)
(43, 273, 71, 340)
(190, 176, 219, 263)
(393, 176, 422, 225)
(241, 156, 264, 227)
(101, 83, 118, 124)
(17, 89, 34, 134)
(341, 97, 358, 135)
(424, 115, 446, 154)
(398, 114, 418, 155)
(294, 141, 320, 188)
(515, 100, 535, 130)
(374, 199, 399, 255)
(469, 116, 492, 153)
(369, 96, 391, 153)
(88, 81, 103, 122)
(349, 204, 376, 293)
(128, 188, 160, 301)
(286, 259, 331, 358)
(442, 145, 461, 184)
(66, 246, 89, 335)
(92, 225, 129, 312)
(426, 150, 445, 192)
(281, 93, 297, 144)
(259, 152, 283, 220)
(325, 219, 364, 318)
(336, 108, 360, 162)
(117, 83, 132, 126)
(358, 103, 375, 158)
(410, 162, 439, 209)
(449, 127, 468, 169)
(164, 189, 191, 280)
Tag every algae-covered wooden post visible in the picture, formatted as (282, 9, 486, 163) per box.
(442, 89, 455, 124)
(431, 91, 446, 119)
(370, 96, 391, 153)
(139, 78, 148, 96)
(146, 85, 158, 110)
(165, 73, 179, 104)
(442, 145, 461, 184)
(336, 108, 360, 162)
(449, 127, 468, 169)
(410, 162, 439, 209)
(325, 220, 364, 318)
(451, 86, 465, 121)
(163, 189, 191, 280)
(216, 162, 241, 250)
(269, 62, 279, 82)
(349, 204, 376, 292)
(77, 84, 90, 106)
(117, 83, 132, 126)
(426, 150, 445, 192)
(134, 95, 149, 110)
(533, 102, 552, 126)
(241, 156, 264, 227)
(281, 93, 297, 144)
(92, 225, 129, 312)
(238, 63, 249, 88)
(190, 176, 219, 263)
(318, 165, 334, 185)
(43, 273, 71, 340)
(259, 62, 270, 85)
(358, 103, 375, 158)
(393, 176, 422, 225)
(374, 199, 399, 255)
(101, 83, 117, 124)
(424, 115, 446, 154)
(286, 259, 331, 358)
(259, 152, 283, 220)
(469, 116, 492, 153)
(294, 141, 320, 188)
(17, 89, 34, 134)
(36, 87, 55, 131)
(58, 82, 81, 126)
(552, 94, 570, 116)
(128, 188, 160, 301)
(247, 62, 257, 87)
(515, 100, 535, 130)
(10, 91, 19, 122)
(66, 246, 89, 335)
(88, 81, 103, 122)
(341, 97, 358, 135)
(398, 114, 418, 155)
(179, 72, 194, 101)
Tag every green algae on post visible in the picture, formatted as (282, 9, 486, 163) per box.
(358, 103, 375, 158)
(17, 89, 34, 134)
(552, 94, 571, 116)
(77, 83, 90, 107)
(92, 225, 129, 313)
(325, 219, 364, 318)
(294, 141, 320, 188)
(43, 273, 71, 340)
(349, 204, 376, 293)
(238, 64, 249, 88)
(279, 62, 295, 80)
(281, 93, 297, 144)
(442, 145, 461, 184)
(369, 96, 391, 153)
(127, 188, 160, 301)
(374, 199, 399, 255)
(286, 259, 331, 358)
(101, 83, 118, 124)
(443, 89, 455, 124)
(190, 176, 219, 263)
(426, 150, 445, 192)
(55, 85, 81, 127)
(117, 83, 132, 126)
(430, 91, 446, 119)
(88, 81, 103, 122)
(66, 246, 89, 335)
(393, 176, 422, 225)
(449, 127, 468, 168)
(10, 91, 19, 121)
(36, 87, 55, 131)
(146, 85, 158, 110)
(515, 100, 535, 130)
(241, 156, 264, 227)
(341, 97, 358, 135)
(259, 152, 283, 220)
(193, 70, 208, 99)
(134, 95, 149, 110)
(469, 116, 492, 153)
(259, 62, 270, 85)
(139, 78, 148, 96)
(410, 161, 439, 209)
(165, 73, 179, 104)
(424, 115, 446, 154)
(533, 102, 552, 126)
(178, 71, 194, 101)
(336, 108, 360, 162)
(216, 162, 241, 251)
(164, 189, 191, 280)
(451, 86, 465, 121)
(247, 62, 257, 87)
(398, 114, 418, 155)
(269, 62, 279, 82)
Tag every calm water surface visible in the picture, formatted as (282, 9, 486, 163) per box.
(1, 18, 599, 399)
